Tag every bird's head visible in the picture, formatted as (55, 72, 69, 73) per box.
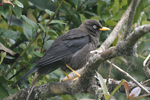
(79, 19, 110, 36)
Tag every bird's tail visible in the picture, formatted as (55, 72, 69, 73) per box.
(13, 67, 38, 85)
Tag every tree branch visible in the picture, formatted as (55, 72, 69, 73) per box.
(3, 24, 150, 100)
(99, 0, 136, 51)
(123, 0, 141, 39)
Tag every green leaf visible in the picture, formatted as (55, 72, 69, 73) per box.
(90, 16, 100, 21)
(23, 23, 33, 40)
(142, 21, 150, 25)
(105, 20, 117, 26)
(0, 84, 9, 99)
(112, 36, 118, 46)
(84, 11, 97, 16)
(48, 29, 58, 36)
(133, 0, 146, 23)
(111, 10, 125, 21)
(59, 3, 70, 15)
(109, 79, 126, 99)
(45, 20, 66, 25)
(13, 5, 22, 18)
(72, 8, 81, 27)
(38, 23, 46, 32)
(144, 6, 150, 20)
(101, 0, 110, 5)
(19, 60, 31, 66)
(100, 9, 111, 21)
(45, 9, 54, 16)
(14, 0, 24, 8)
(0, 51, 6, 64)
(21, 15, 38, 28)
(120, 0, 127, 8)
(97, 1, 104, 15)
(95, 71, 110, 98)
(113, 0, 119, 15)
(79, 14, 87, 22)
(28, 0, 56, 11)
(72, 0, 80, 8)
(33, 51, 44, 57)
(50, 20, 66, 24)
(0, 29, 21, 40)
(0, 76, 14, 84)
(44, 40, 54, 49)
(0, 4, 10, 18)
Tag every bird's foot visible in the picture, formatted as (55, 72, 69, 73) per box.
(62, 64, 81, 81)
(62, 76, 80, 81)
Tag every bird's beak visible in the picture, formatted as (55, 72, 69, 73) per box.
(100, 27, 110, 31)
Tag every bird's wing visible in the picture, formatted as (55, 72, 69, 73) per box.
(36, 29, 90, 67)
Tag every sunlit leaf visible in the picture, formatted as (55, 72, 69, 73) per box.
(0, 51, 6, 64)
(90, 16, 100, 21)
(120, 0, 127, 8)
(14, 0, 24, 8)
(79, 14, 87, 22)
(45, 9, 54, 16)
(105, 20, 117, 26)
(142, 21, 150, 25)
(111, 10, 125, 21)
(112, 0, 119, 15)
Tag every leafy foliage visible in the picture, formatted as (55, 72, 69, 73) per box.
(0, 0, 150, 99)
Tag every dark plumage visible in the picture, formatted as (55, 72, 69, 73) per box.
(14, 19, 110, 85)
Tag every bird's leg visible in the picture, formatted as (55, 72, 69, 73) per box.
(63, 64, 81, 81)
(62, 71, 73, 81)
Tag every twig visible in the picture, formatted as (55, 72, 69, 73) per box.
(4, 0, 64, 77)
(10, 40, 24, 50)
(26, 85, 36, 100)
(9, 66, 27, 80)
(143, 54, 150, 67)
(106, 59, 112, 85)
(143, 54, 150, 78)
(106, 60, 150, 94)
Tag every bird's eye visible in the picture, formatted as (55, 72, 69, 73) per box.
(93, 25, 97, 29)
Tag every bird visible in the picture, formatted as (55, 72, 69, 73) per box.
(14, 19, 110, 86)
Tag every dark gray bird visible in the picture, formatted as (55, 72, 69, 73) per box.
(14, 19, 110, 85)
